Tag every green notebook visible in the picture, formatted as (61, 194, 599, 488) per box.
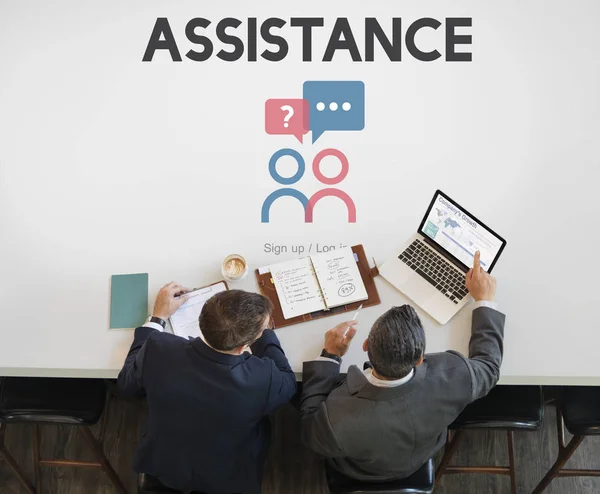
(110, 273, 149, 329)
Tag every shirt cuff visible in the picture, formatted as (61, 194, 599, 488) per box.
(313, 356, 341, 365)
(474, 300, 498, 311)
(142, 321, 164, 332)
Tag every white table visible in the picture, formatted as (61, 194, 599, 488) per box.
(1, 0, 599, 384)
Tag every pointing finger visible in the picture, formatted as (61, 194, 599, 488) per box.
(472, 251, 481, 278)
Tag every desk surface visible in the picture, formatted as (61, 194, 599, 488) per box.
(1, 0, 600, 384)
(1, 267, 599, 385)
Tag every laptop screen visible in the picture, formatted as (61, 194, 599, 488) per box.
(418, 191, 506, 273)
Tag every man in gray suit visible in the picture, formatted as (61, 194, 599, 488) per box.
(301, 251, 505, 481)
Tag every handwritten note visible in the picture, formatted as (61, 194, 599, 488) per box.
(310, 247, 368, 308)
(271, 257, 326, 319)
(270, 248, 368, 320)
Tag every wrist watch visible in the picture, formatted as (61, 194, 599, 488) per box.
(320, 349, 342, 364)
(146, 315, 166, 329)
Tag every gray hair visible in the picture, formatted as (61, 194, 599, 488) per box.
(367, 305, 426, 379)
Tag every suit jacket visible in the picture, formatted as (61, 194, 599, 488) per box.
(118, 327, 297, 494)
(300, 306, 505, 481)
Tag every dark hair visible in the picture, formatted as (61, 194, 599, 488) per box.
(367, 305, 426, 379)
(199, 290, 273, 351)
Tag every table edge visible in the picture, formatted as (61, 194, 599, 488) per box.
(1, 367, 600, 386)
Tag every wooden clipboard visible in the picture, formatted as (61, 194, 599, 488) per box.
(255, 244, 381, 329)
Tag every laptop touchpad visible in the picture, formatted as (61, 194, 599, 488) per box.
(403, 271, 436, 306)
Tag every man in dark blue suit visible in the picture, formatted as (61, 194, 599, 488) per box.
(118, 282, 297, 494)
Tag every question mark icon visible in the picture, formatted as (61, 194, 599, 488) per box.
(280, 105, 294, 128)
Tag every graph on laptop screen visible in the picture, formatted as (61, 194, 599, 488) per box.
(421, 194, 504, 272)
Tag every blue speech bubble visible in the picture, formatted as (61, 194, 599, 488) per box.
(303, 81, 365, 143)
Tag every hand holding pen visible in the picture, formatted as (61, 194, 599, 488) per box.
(324, 321, 358, 358)
(323, 305, 363, 358)
(152, 282, 190, 321)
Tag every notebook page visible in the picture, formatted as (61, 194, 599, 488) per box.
(270, 257, 326, 319)
(310, 247, 369, 309)
(170, 282, 228, 340)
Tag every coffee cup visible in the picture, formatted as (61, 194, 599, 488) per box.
(222, 254, 248, 282)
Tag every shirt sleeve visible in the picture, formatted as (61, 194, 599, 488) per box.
(473, 300, 498, 311)
(313, 356, 341, 364)
(143, 321, 164, 332)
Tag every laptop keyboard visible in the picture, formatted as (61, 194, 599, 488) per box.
(398, 239, 468, 304)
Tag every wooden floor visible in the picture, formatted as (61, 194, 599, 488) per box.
(1, 392, 599, 494)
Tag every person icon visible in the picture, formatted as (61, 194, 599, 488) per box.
(305, 148, 356, 223)
(261, 148, 308, 223)
(261, 148, 356, 223)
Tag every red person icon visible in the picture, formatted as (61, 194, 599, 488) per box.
(305, 148, 356, 223)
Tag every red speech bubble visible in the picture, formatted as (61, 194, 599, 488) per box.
(265, 98, 309, 143)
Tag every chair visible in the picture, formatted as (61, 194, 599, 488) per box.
(0, 377, 127, 494)
(138, 473, 181, 493)
(435, 385, 544, 494)
(532, 386, 600, 493)
(0, 420, 35, 493)
(325, 457, 434, 494)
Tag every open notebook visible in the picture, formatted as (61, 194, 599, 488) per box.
(169, 281, 228, 340)
(270, 247, 368, 320)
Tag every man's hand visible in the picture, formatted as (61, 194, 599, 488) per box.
(324, 321, 358, 357)
(466, 251, 496, 302)
(152, 282, 190, 320)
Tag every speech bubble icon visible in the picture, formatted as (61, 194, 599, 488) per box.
(303, 81, 365, 143)
(265, 98, 309, 143)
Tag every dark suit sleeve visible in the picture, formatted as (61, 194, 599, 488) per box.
(250, 330, 297, 414)
(299, 361, 345, 458)
(117, 326, 156, 398)
(451, 306, 505, 402)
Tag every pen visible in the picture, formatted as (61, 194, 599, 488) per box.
(343, 304, 363, 338)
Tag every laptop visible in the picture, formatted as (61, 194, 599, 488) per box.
(379, 190, 507, 324)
